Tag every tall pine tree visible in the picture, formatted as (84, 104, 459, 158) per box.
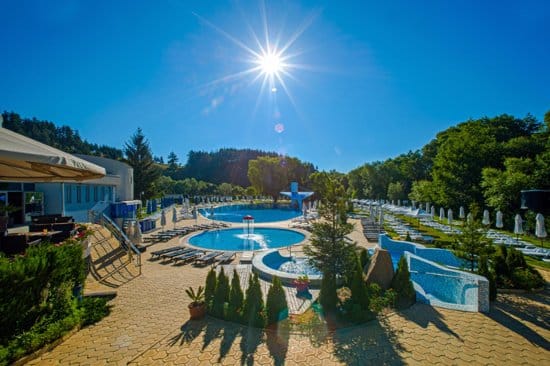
(124, 128, 161, 200)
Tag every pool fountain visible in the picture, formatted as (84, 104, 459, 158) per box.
(252, 250, 322, 286)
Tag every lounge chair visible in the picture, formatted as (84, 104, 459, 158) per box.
(195, 251, 223, 265)
(160, 248, 195, 260)
(172, 250, 205, 264)
(150, 246, 184, 259)
(217, 251, 236, 264)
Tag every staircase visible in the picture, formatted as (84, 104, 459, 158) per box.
(361, 217, 382, 243)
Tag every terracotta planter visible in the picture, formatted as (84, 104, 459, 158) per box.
(188, 302, 206, 320)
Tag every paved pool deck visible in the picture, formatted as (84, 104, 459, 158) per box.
(27, 217, 550, 365)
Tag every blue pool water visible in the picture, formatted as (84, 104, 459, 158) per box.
(188, 227, 305, 251)
(199, 203, 301, 223)
(263, 254, 321, 276)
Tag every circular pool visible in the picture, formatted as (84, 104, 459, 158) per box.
(199, 203, 301, 223)
(188, 227, 306, 251)
(252, 250, 322, 286)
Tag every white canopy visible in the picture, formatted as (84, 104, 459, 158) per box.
(0, 127, 106, 181)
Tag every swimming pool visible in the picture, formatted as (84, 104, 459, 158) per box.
(199, 203, 301, 223)
(252, 250, 323, 286)
(188, 227, 306, 251)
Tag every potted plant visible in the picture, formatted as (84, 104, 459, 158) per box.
(185, 286, 206, 320)
(293, 275, 310, 293)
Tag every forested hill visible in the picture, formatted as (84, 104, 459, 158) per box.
(166, 148, 316, 187)
(1, 111, 123, 159)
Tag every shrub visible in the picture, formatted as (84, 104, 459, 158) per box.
(493, 245, 508, 279)
(506, 248, 526, 271)
(477, 256, 497, 301)
(242, 273, 266, 328)
(319, 271, 337, 312)
(204, 268, 217, 312)
(227, 269, 244, 322)
(266, 276, 288, 324)
(391, 256, 416, 309)
(349, 256, 369, 311)
(510, 268, 545, 290)
(212, 268, 230, 319)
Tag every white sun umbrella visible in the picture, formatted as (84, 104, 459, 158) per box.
(514, 214, 523, 241)
(496, 211, 504, 229)
(447, 209, 453, 225)
(425, 202, 430, 213)
(160, 209, 167, 232)
(430, 205, 435, 218)
(133, 220, 142, 244)
(482, 209, 490, 226)
(439, 207, 445, 221)
(535, 213, 547, 246)
(379, 209, 384, 226)
(172, 207, 178, 228)
(466, 212, 473, 223)
(459, 206, 465, 219)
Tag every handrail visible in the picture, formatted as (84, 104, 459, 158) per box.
(100, 213, 141, 273)
(88, 209, 141, 275)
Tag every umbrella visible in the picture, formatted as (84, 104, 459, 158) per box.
(425, 202, 430, 213)
(439, 207, 445, 221)
(160, 209, 167, 231)
(0, 127, 106, 181)
(172, 207, 178, 228)
(379, 209, 384, 227)
(535, 213, 547, 247)
(447, 209, 453, 225)
(496, 211, 504, 229)
(466, 213, 473, 223)
(133, 220, 142, 244)
(459, 206, 465, 219)
(514, 214, 523, 240)
(430, 205, 435, 218)
(482, 210, 490, 226)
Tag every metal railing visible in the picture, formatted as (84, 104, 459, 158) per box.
(89, 210, 142, 275)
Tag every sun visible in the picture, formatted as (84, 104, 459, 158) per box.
(258, 51, 283, 76)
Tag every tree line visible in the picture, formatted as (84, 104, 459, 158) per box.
(347, 112, 550, 222)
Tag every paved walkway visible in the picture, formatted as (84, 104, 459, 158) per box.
(27, 220, 550, 365)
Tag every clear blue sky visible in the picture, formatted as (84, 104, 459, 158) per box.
(1, 0, 549, 172)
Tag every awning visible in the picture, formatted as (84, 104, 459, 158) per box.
(0, 127, 106, 182)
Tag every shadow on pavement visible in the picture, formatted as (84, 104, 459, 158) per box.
(486, 291, 550, 349)
(266, 323, 290, 366)
(168, 319, 206, 346)
(332, 316, 403, 365)
(399, 303, 462, 340)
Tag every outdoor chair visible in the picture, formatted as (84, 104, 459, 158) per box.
(150, 246, 184, 259)
(217, 251, 236, 264)
(172, 250, 205, 264)
(195, 251, 222, 265)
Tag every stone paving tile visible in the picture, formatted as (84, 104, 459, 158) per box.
(25, 220, 550, 365)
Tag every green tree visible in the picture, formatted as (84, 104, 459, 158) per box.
(391, 256, 416, 308)
(242, 273, 266, 328)
(212, 268, 230, 319)
(204, 268, 217, 312)
(265, 277, 288, 324)
(124, 128, 161, 200)
(387, 181, 405, 201)
(304, 173, 356, 311)
(227, 269, 244, 322)
(349, 255, 369, 313)
(454, 214, 494, 271)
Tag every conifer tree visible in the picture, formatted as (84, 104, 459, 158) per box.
(242, 273, 266, 328)
(124, 128, 161, 200)
(204, 268, 217, 312)
(391, 256, 416, 308)
(227, 269, 244, 322)
(266, 277, 288, 324)
(212, 268, 230, 319)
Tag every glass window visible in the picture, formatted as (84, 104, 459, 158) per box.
(76, 186, 82, 203)
(101, 186, 106, 200)
(85, 186, 90, 202)
(94, 186, 98, 201)
(65, 184, 72, 204)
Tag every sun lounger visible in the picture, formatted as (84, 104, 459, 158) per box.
(160, 248, 195, 260)
(150, 246, 184, 259)
(217, 251, 236, 264)
(172, 250, 205, 264)
(195, 251, 223, 265)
